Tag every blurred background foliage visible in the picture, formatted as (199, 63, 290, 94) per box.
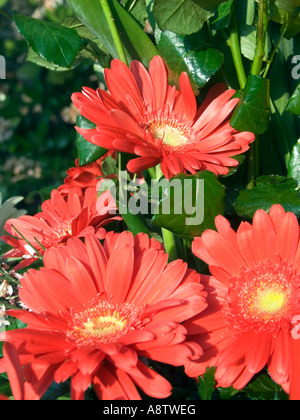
(0, 0, 99, 213)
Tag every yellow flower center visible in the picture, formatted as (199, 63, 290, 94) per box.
(142, 112, 194, 149)
(152, 124, 189, 147)
(254, 289, 286, 316)
(82, 315, 126, 340)
(229, 261, 300, 333)
(67, 300, 140, 347)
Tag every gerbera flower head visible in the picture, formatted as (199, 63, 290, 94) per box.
(72, 56, 255, 180)
(2, 187, 119, 269)
(0, 232, 207, 400)
(57, 152, 116, 195)
(185, 204, 300, 399)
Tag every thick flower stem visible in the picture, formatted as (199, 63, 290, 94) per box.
(251, 0, 269, 78)
(246, 0, 269, 190)
(228, 7, 247, 89)
(99, 0, 128, 66)
(228, 4, 257, 189)
(150, 164, 179, 262)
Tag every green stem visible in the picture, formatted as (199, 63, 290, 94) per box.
(228, 3, 256, 188)
(0, 9, 12, 20)
(152, 165, 179, 262)
(117, 153, 150, 236)
(245, 0, 269, 189)
(263, 24, 288, 78)
(227, 6, 247, 89)
(99, 0, 128, 65)
(11, 224, 43, 259)
(0, 268, 20, 286)
(251, 0, 269, 77)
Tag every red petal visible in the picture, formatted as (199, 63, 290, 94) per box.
(245, 332, 272, 374)
(3, 343, 24, 400)
(104, 243, 134, 303)
(149, 56, 168, 111)
(179, 72, 197, 120)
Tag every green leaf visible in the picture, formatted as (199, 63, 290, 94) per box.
(287, 141, 300, 183)
(42, 382, 70, 401)
(230, 75, 270, 134)
(62, 15, 112, 67)
(26, 48, 83, 71)
(153, 0, 222, 35)
(156, 29, 224, 91)
(151, 171, 225, 241)
(198, 368, 216, 401)
(0, 194, 26, 237)
(270, 2, 300, 38)
(273, 0, 300, 12)
(236, 0, 256, 26)
(67, 0, 158, 67)
(258, 35, 300, 175)
(244, 372, 288, 400)
(286, 83, 300, 114)
(13, 14, 81, 68)
(234, 175, 300, 219)
(121, 0, 148, 27)
(211, 0, 234, 30)
(76, 116, 107, 166)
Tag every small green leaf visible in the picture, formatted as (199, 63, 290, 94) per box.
(121, 0, 148, 27)
(0, 195, 26, 237)
(198, 368, 216, 401)
(234, 175, 300, 218)
(151, 171, 225, 241)
(230, 75, 270, 134)
(287, 141, 300, 184)
(211, 0, 234, 30)
(76, 116, 107, 166)
(153, 0, 220, 35)
(13, 14, 81, 68)
(286, 83, 300, 115)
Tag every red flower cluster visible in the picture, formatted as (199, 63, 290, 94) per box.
(1, 56, 299, 401)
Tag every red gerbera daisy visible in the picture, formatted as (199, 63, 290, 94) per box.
(0, 232, 207, 400)
(2, 187, 119, 269)
(57, 152, 116, 195)
(72, 56, 255, 180)
(185, 204, 300, 399)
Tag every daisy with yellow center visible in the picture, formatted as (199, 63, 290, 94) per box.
(186, 205, 300, 400)
(0, 232, 207, 400)
(72, 56, 255, 180)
